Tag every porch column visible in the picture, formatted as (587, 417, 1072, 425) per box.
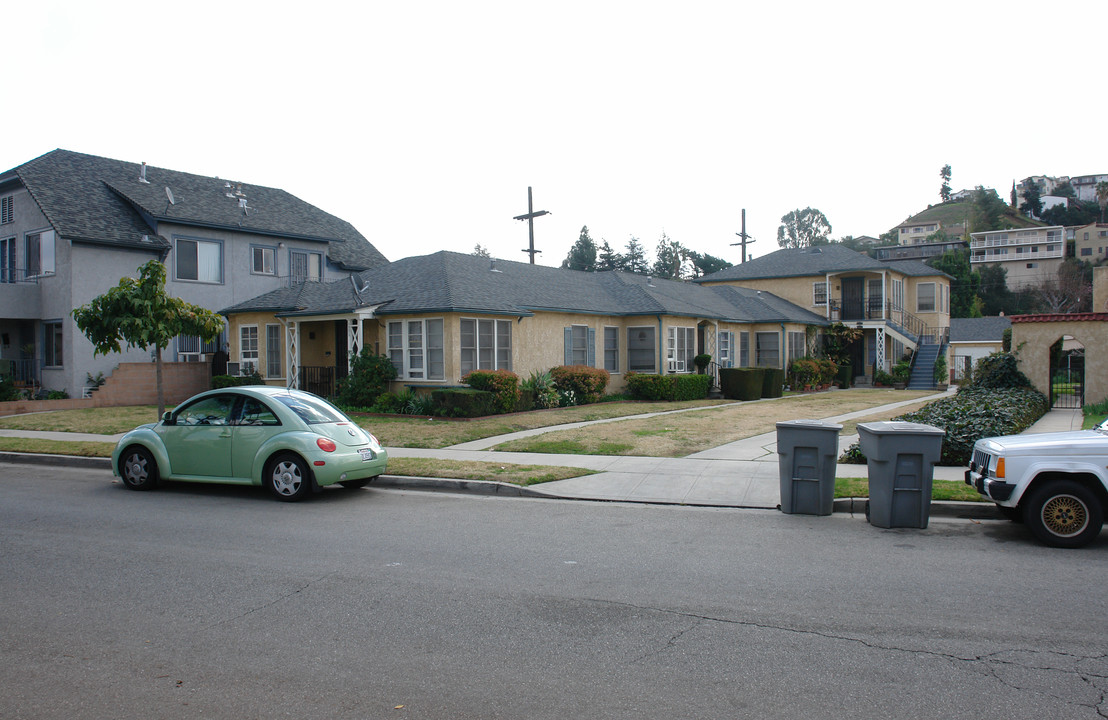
(346, 318, 362, 374)
(876, 326, 886, 373)
(882, 270, 888, 320)
(284, 320, 300, 390)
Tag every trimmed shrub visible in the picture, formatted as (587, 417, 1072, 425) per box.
(515, 388, 535, 413)
(674, 374, 711, 400)
(761, 368, 785, 398)
(212, 370, 264, 389)
(462, 369, 520, 414)
(970, 352, 1030, 389)
(337, 349, 397, 406)
(551, 365, 610, 404)
(430, 388, 496, 418)
(626, 372, 676, 401)
(0, 374, 18, 402)
(719, 368, 764, 400)
(625, 373, 709, 401)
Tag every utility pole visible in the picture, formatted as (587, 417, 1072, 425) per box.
(731, 208, 755, 263)
(514, 186, 550, 264)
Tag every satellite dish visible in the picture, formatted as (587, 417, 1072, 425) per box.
(165, 186, 175, 205)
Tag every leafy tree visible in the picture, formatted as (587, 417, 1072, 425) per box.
(596, 240, 623, 272)
(926, 249, 981, 318)
(652, 233, 686, 279)
(878, 228, 899, 245)
(939, 164, 952, 202)
(561, 226, 598, 271)
(472, 244, 491, 258)
(1097, 181, 1108, 223)
(1053, 180, 1075, 198)
(1039, 200, 1098, 227)
(969, 187, 1009, 232)
(688, 251, 731, 277)
(976, 263, 1014, 316)
(1019, 178, 1043, 218)
(72, 260, 225, 417)
(776, 207, 832, 248)
(623, 236, 649, 274)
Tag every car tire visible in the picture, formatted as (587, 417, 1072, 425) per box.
(119, 446, 159, 491)
(266, 453, 311, 502)
(1022, 480, 1104, 548)
(339, 476, 377, 489)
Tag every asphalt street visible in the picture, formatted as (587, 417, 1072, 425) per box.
(3, 464, 1107, 719)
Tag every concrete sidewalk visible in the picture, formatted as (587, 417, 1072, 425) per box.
(0, 396, 1086, 514)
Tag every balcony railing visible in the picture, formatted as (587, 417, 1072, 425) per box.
(0, 268, 40, 284)
(828, 300, 944, 344)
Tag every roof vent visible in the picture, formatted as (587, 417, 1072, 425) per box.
(139, 162, 150, 184)
(238, 197, 251, 216)
(489, 259, 502, 273)
(647, 276, 655, 287)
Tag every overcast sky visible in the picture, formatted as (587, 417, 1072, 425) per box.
(8, 1, 1102, 268)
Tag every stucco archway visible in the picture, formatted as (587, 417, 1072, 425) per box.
(1012, 314, 1108, 407)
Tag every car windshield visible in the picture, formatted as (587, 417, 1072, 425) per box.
(273, 393, 347, 425)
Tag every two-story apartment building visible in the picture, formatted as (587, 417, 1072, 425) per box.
(694, 244, 952, 381)
(1073, 223, 1108, 263)
(0, 150, 388, 397)
(969, 225, 1065, 290)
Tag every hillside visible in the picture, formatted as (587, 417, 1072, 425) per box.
(889, 197, 1044, 238)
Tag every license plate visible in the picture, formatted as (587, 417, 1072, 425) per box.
(359, 448, 375, 462)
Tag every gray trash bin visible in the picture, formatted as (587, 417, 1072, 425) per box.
(857, 421, 945, 529)
(776, 419, 843, 515)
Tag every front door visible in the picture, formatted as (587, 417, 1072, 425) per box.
(334, 320, 349, 382)
(842, 277, 864, 320)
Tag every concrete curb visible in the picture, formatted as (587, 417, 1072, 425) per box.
(1, 451, 997, 519)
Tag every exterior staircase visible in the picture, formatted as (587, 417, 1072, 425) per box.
(907, 342, 943, 390)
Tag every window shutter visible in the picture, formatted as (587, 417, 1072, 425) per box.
(587, 328, 596, 367)
(564, 327, 572, 366)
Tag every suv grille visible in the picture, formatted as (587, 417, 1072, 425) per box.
(972, 448, 992, 474)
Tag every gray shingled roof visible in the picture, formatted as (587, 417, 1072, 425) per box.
(949, 316, 1011, 343)
(693, 243, 950, 282)
(4, 149, 388, 270)
(223, 251, 828, 326)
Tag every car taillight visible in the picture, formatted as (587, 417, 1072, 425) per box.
(316, 437, 337, 453)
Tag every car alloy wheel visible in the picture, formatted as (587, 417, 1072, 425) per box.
(119, 446, 158, 491)
(1024, 480, 1104, 549)
(267, 453, 310, 502)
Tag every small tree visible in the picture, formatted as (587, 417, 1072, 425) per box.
(562, 226, 598, 271)
(72, 260, 224, 418)
(939, 164, 952, 202)
(337, 348, 398, 408)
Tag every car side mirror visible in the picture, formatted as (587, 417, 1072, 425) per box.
(162, 412, 175, 425)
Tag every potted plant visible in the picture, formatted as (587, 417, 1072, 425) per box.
(693, 354, 712, 374)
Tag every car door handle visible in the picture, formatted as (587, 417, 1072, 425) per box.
(219, 430, 232, 438)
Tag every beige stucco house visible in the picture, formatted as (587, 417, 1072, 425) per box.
(970, 225, 1065, 291)
(694, 244, 952, 381)
(221, 251, 830, 396)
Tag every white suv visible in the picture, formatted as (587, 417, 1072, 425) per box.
(966, 421, 1108, 548)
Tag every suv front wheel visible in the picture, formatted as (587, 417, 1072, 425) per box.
(1023, 480, 1104, 548)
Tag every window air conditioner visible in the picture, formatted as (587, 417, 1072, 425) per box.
(226, 362, 241, 377)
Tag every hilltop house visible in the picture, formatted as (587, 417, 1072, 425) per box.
(220, 251, 830, 396)
(969, 225, 1065, 290)
(0, 149, 388, 399)
(693, 244, 952, 381)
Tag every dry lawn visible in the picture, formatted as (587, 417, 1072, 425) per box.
(495, 389, 936, 457)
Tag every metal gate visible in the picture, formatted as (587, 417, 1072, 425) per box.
(1050, 351, 1084, 409)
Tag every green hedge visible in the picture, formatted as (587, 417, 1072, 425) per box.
(761, 368, 785, 398)
(462, 369, 520, 414)
(719, 368, 764, 400)
(211, 372, 264, 389)
(430, 388, 496, 418)
(625, 373, 710, 401)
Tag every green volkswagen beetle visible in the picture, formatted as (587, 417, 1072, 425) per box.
(112, 386, 388, 501)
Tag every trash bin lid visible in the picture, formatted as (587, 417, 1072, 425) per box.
(857, 421, 945, 436)
(775, 419, 843, 431)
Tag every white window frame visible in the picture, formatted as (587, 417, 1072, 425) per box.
(812, 281, 828, 306)
(266, 324, 282, 379)
(388, 318, 445, 380)
(460, 318, 511, 375)
(739, 331, 749, 367)
(603, 326, 619, 373)
(239, 325, 259, 374)
(719, 330, 734, 368)
(627, 326, 656, 373)
(667, 326, 695, 373)
(251, 245, 277, 276)
(25, 228, 56, 278)
(787, 331, 805, 364)
(566, 325, 593, 367)
(917, 282, 936, 313)
(176, 236, 223, 283)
